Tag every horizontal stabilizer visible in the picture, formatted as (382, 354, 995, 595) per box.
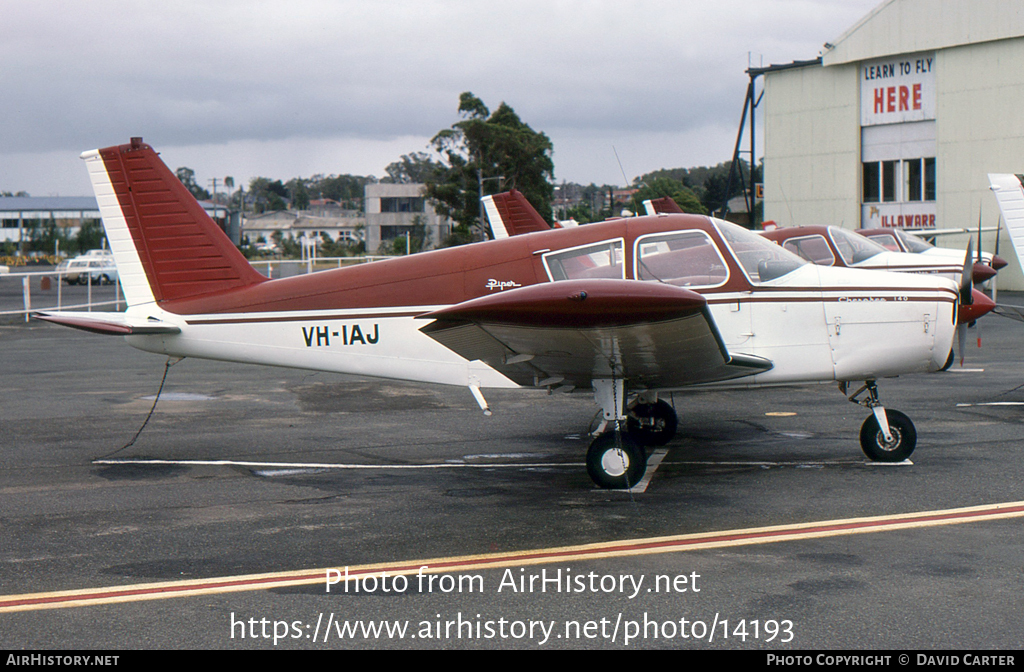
(35, 311, 181, 336)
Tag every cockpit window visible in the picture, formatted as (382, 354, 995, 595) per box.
(635, 230, 728, 287)
(782, 235, 836, 266)
(829, 227, 887, 264)
(543, 239, 625, 281)
(895, 229, 934, 253)
(714, 219, 806, 284)
(866, 231, 901, 252)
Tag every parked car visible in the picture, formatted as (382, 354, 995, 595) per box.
(56, 252, 118, 285)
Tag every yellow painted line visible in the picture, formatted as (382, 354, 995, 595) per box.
(3, 500, 1023, 613)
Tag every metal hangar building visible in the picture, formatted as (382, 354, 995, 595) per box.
(759, 0, 1024, 288)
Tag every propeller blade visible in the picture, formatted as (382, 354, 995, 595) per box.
(958, 324, 967, 367)
(993, 215, 1002, 303)
(977, 206, 983, 264)
(960, 238, 975, 307)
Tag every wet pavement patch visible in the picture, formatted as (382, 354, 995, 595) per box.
(291, 382, 448, 413)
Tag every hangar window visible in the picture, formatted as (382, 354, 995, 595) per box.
(863, 163, 880, 202)
(863, 157, 935, 203)
(882, 161, 897, 202)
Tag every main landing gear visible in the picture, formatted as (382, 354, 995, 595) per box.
(843, 380, 917, 462)
(587, 381, 679, 489)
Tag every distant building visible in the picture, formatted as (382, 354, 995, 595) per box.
(0, 197, 100, 251)
(759, 0, 1024, 287)
(364, 183, 451, 253)
(242, 210, 364, 248)
(0, 196, 229, 252)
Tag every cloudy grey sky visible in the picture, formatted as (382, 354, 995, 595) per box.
(1, 0, 879, 196)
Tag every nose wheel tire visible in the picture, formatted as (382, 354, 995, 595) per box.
(626, 400, 678, 447)
(586, 432, 647, 489)
(860, 409, 916, 462)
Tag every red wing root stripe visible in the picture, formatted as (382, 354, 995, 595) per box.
(3, 501, 1023, 612)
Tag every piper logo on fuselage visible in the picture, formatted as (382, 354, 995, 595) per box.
(486, 279, 522, 291)
(302, 324, 380, 347)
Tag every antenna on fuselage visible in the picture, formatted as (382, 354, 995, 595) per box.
(612, 146, 638, 217)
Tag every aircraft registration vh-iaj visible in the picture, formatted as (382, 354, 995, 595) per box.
(36, 138, 993, 489)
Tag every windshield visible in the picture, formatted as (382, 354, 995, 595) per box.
(895, 229, 935, 253)
(829, 227, 887, 264)
(714, 219, 806, 284)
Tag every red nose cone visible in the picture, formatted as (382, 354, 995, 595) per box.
(991, 254, 1009, 271)
(958, 289, 996, 324)
(971, 262, 997, 283)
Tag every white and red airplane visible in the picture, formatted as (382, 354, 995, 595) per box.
(642, 197, 1003, 284)
(857, 227, 1006, 284)
(36, 139, 988, 488)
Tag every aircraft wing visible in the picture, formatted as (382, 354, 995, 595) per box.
(988, 174, 1024, 261)
(418, 279, 772, 390)
(35, 310, 181, 336)
(903, 227, 1000, 237)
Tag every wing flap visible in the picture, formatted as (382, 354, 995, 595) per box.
(419, 280, 771, 389)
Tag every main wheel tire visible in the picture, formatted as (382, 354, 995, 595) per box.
(940, 349, 954, 371)
(626, 400, 678, 447)
(586, 432, 647, 489)
(860, 409, 917, 462)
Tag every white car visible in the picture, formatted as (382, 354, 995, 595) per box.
(57, 253, 118, 285)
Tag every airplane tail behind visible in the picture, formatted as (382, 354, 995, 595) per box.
(81, 137, 266, 308)
(642, 197, 684, 216)
(482, 189, 552, 239)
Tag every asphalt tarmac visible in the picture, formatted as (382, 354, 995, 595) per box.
(2, 299, 1024, 650)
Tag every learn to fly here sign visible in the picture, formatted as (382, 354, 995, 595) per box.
(861, 52, 936, 126)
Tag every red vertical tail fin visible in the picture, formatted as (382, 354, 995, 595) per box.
(482, 189, 552, 238)
(82, 137, 266, 307)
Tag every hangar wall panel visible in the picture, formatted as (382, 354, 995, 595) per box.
(762, 63, 861, 229)
(935, 37, 1024, 290)
(824, 0, 1024, 67)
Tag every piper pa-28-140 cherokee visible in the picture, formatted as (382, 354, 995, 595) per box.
(36, 139, 985, 488)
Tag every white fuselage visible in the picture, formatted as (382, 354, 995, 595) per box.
(121, 262, 957, 393)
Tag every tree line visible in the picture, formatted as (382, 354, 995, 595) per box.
(168, 91, 760, 248)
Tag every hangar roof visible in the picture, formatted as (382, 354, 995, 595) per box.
(0, 196, 99, 214)
(823, 0, 1024, 66)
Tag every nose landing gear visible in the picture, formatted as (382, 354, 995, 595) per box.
(843, 381, 917, 462)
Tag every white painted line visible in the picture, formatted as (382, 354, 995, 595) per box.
(956, 401, 1024, 407)
(661, 459, 866, 467)
(94, 458, 579, 471)
(947, 368, 985, 373)
(624, 447, 669, 493)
